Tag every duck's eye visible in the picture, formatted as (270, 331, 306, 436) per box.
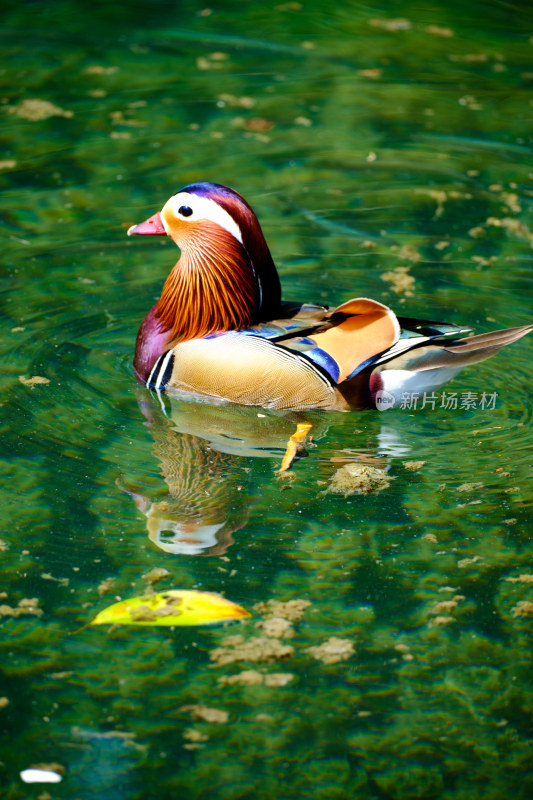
(178, 205, 193, 217)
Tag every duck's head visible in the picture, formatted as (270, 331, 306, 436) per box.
(129, 182, 281, 379)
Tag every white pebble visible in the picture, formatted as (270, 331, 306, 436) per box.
(20, 768, 62, 783)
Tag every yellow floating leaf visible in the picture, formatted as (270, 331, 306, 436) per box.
(90, 590, 250, 627)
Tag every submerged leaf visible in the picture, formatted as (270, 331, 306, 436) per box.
(90, 590, 250, 627)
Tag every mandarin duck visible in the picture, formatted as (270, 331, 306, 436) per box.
(128, 182, 532, 413)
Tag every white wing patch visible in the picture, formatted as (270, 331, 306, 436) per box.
(164, 192, 243, 243)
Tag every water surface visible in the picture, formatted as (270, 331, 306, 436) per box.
(1, 1, 532, 798)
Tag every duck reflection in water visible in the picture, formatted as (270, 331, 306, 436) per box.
(120, 388, 329, 556)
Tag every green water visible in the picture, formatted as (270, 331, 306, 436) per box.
(1, 1, 532, 797)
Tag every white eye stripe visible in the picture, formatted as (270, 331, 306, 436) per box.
(165, 192, 243, 244)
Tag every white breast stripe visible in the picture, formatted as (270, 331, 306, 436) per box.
(155, 350, 174, 390)
(146, 356, 162, 388)
(146, 350, 173, 390)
